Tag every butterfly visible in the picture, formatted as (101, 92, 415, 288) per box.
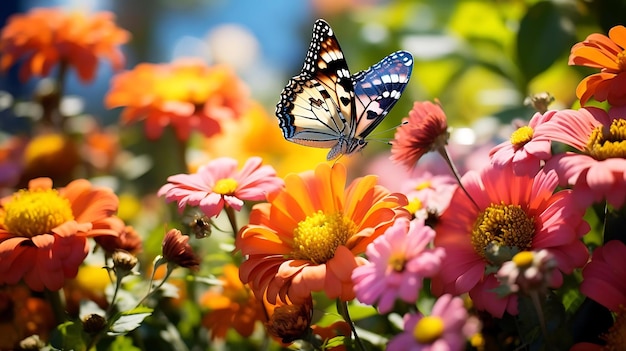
(276, 19, 413, 160)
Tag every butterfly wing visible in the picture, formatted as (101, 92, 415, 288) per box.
(275, 19, 355, 151)
(352, 50, 413, 138)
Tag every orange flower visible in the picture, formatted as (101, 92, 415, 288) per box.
(569, 25, 626, 106)
(0, 177, 124, 291)
(0, 285, 55, 350)
(0, 7, 129, 82)
(236, 162, 409, 305)
(200, 264, 266, 340)
(19, 133, 80, 188)
(105, 59, 249, 141)
(95, 225, 142, 255)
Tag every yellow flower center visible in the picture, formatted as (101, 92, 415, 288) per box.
(213, 178, 238, 195)
(471, 203, 534, 262)
(617, 51, 626, 71)
(602, 306, 626, 351)
(0, 188, 74, 238)
(24, 134, 66, 164)
(510, 126, 534, 149)
(388, 252, 406, 272)
(415, 181, 431, 191)
(291, 211, 357, 264)
(404, 197, 423, 215)
(512, 251, 534, 268)
(413, 316, 444, 344)
(586, 119, 626, 160)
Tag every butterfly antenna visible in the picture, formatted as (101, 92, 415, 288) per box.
(367, 120, 408, 140)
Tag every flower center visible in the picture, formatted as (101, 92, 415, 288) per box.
(512, 251, 534, 268)
(471, 203, 534, 262)
(586, 119, 626, 160)
(291, 211, 357, 264)
(617, 51, 626, 71)
(415, 180, 431, 191)
(213, 178, 238, 195)
(510, 126, 534, 149)
(413, 316, 444, 344)
(0, 188, 74, 238)
(404, 197, 423, 215)
(388, 252, 406, 272)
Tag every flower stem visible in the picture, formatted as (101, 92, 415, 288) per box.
(336, 300, 366, 351)
(137, 261, 173, 307)
(45, 289, 67, 324)
(529, 290, 550, 348)
(437, 146, 480, 210)
(224, 206, 239, 237)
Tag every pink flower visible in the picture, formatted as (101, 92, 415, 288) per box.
(351, 218, 445, 313)
(542, 106, 626, 209)
(158, 157, 284, 217)
(400, 171, 456, 221)
(489, 111, 555, 177)
(432, 164, 590, 317)
(580, 240, 626, 312)
(387, 294, 480, 351)
(496, 250, 559, 295)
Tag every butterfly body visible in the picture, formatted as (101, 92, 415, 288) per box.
(276, 19, 413, 160)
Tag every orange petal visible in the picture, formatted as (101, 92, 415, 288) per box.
(609, 25, 626, 50)
(571, 46, 620, 70)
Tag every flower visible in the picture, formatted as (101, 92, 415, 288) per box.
(105, 59, 249, 141)
(489, 110, 556, 177)
(570, 307, 626, 351)
(432, 164, 590, 317)
(352, 217, 445, 313)
(263, 293, 314, 344)
(495, 250, 559, 296)
(161, 228, 200, 271)
(19, 133, 80, 188)
(0, 8, 129, 82)
(200, 264, 266, 340)
(158, 156, 284, 218)
(387, 294, 481, 351)
(400, 171, 456, 223)
(569, 25, 626, 106)
(542, 106, 626, 209)
(95, 225, 142, 255)
(236, 162, 409, 305)
(390, 100, 449, 170)
(0, 177, 123, 291)
(580, 240, 626, 312)
(0, 285, 55, 350)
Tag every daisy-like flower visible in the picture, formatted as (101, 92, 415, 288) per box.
(352, 217, 445, 313)
(158, 156, 284, 218)
(105, 59, 249, 141)
(569, 25, 626, 106)
(489, 111, 556, 177)
(495, 250, 559, 296)
(390, 100, 450, 170)
(0, 177, 123, 291)
(542, 106, 626, 209)
(200, 264, 266, 340)
(161, 228, 200, 271)
(580, 240, 626, 313)
(387, 294, 481, 351)
(236, 162, 409, 305)
(432, 164, 590, 317)
(400, 171, 456, 222)
(0, 8, 129, 82)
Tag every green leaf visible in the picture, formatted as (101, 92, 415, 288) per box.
(107, 336, 141, 351)
(54, 321, 87, 351)
(516, 1, 577, 83)
(108, 306, 153, 336)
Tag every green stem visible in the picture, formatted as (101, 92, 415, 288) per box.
(137, 262, 174, 307)
(529, 290, 551, 349)
(336, 300, 366, 351)
(45, 289, 67, 324)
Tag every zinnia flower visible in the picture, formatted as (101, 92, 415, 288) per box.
(387, 294, 481, 351)
(0, 7, 129, 82)
(390, 100, 449, 170)
(158, 156, 284, 218)
(105, 59, 249, 141)
(432, 164, 590, 317)
(236, 162, 409, 305)
(161, 228, 200, 271)
(0, 177, 123, 291)
(542, 106, 626, 209)
(352, 217, 445, 313)
(263, 293, 314, 344)
(489, 110, 556, 177)
(200, 264, 266, 340)
(580, 240, 626, 313)
(569, 25, 626, 106)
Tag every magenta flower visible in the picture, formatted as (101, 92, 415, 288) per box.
(352, 218, 445, 313)
(387, 294, 480, 351)
(580, 240, 626, 312)
(158, 157, 284, 217)
(542, 106, 626, 209)
(400, 171, 456, 220)
(432, 164, 590, 317)
(489, 111, 556, 177)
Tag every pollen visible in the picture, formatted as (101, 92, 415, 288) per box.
(213, 178, 238, 195)
(388, 252, 406, 272)
(404, 197, 423, 215)
(471, 202, 535, 262)
(0, 188, 74, 238)
(586, 119, 626, 160)
(291, 211, 357, 264)
(413, 316, 444, 344)
(510, 126, 534, 149)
